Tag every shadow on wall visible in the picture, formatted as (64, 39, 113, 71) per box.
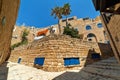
(98, 43, 114, 58)
(84, 43, 114, 66)
(84, 48, 101, 66)
(0, 62, 9, 80)
(53, 43, 115, 80)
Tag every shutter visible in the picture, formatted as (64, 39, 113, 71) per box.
(74, 58, 80, 65)
(64, 58, 70, 66)
(34, 57, 45, 66)
(70, 58, 74, 65)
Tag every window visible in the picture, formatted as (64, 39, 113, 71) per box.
(102, 13, 113, 23)
(103, 31, 107, 36)
(97, 23, 103, 28)
(91, 53, 101, 59)
(115, 36, 119, 42)
(88, 38, 92, 41)
(34, 57, 45, 66)
(104, 40, 110, 44)
(17, 58, 22, 64)
(64, 58, 80, 66)
(62, 19, 66, 22)
(83, 17, 89, 20)
(86, 25, 92, 30)
(1, 16, 6, 26)
(12, 35, 18, 39)
(68, 17, 74, 21)
(87, 33, 95, 38)
(75, 28, 78, 31)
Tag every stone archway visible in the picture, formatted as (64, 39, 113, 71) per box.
(87, 33, 98, 42)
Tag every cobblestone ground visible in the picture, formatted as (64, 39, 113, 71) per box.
(0, 57, 120, 80)
(0, 62, 66, 80)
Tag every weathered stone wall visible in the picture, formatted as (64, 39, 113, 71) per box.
(0, 0, 20, 65)
(101, 13, 120, 63)
(107, 14, 120, 63)
(98, 43, 114, 58)
(52, 16, 108, 43)
(11, 26, 42, 45)
(11, 26, 26, 45)
(11, 16, 108, 46)
(9, 35, 113, 72)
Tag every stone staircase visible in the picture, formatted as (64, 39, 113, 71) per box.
(53, 57, 120, 80)
(1, 57, 120, 80)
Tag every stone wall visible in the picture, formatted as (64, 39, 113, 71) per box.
(107, 14, 120, 63)
(98, 43, 114, 58)
(0, 0, 20, 65)
(9, 35, 113, 72)
(99, 3, 120, 63)
(52, 16, 108, 43)
(11, 26, 42, 45)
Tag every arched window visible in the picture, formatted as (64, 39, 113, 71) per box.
(86, 25, 92, 30)
(75, 28, 78, 31)
(97, 23, 103, 28)
(87, 33, 95, 38)
(87, 33, 97, 42)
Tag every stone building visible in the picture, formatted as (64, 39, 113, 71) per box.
(12, 16, 109, 45)
(9, 16, 114, 72)
(0, 0, 20, 65)
(9, 35, 113, 72)
(11, 26, 41, 45)
(52, 16, 109, 43)
(92, 0, 120, 63)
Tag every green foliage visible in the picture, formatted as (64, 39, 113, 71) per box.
(51, 6, 63, 19)
(51, 6, 63, 34)
(21, 29, 29, 44)
(51, 3, 71, 34)
(51, 3, 71, 20)
(62, 3, 71, 16)
(11, 42, 21, 50)
(63, 24, 83, 39)
(11, 29, 29, 50)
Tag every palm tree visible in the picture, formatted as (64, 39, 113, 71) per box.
(62, 3, 71, 26)
(51, 6, 63, 34)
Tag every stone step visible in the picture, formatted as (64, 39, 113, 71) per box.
(87, 65, 120, 71)
(81, 70, 115, 80)
(100, 58, 117, 63)
(92, 62, 120, 67)
(67, 70, 116, 80)
(76, 70, 115, 80)
(100, 60, 118, 63)
(82, 67, 120, 80)
(53, 72, 85, 80)
(53, 70, 96, 80)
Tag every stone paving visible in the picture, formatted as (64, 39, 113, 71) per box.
(0, 57, 120, 80)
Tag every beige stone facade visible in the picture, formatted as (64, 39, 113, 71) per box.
(101, 13, 120, 63)
(52, 16, 108, 43)
(9, 35, 113, 72)
(92, 0, 120, 63)
(12, 16, 108, 45)
(9, 16, 114, 71)
(11, 26, 42, 45)
(0, 0, 20, 65)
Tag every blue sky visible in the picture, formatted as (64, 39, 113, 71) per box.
(16, 0, 100, 28)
